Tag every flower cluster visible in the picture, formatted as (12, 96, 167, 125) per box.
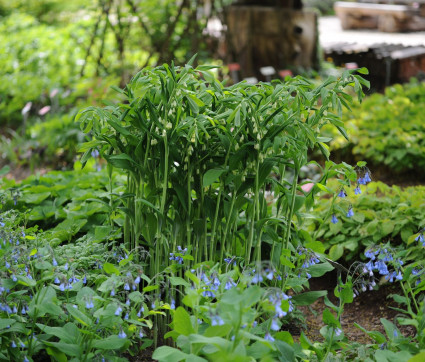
(415, 231, 425, 247)
(169, 246, 187, 264)
(199, 271, 221, 298)
(333, 168, 372, 224)
(266, 289, 294, 336)
(298, 247, 321, 279)
(364, 246, 403, 283)
(249, 265, 281, 284)
(224, 256, 237, 266)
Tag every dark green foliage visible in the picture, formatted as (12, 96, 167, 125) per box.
(328, 80, 425, 173)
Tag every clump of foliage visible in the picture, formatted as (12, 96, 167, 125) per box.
(300, 177, 425, 262)
(328, 79, 425, 173)
(0, 168, 123, 243)
(77, 59, 368, 275)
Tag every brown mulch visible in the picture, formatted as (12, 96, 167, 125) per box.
(295, 272, 416, 344)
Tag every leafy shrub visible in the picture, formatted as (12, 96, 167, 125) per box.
(1, 169, 124, 243)
(301, 179, 425, 262)
(328, 80, 425, 173)
(77, 60, 368, 280)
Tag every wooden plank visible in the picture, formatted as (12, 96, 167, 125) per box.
(335, 2, 417, 16)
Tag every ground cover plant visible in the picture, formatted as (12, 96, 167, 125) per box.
(327, 79, 425, 175)
(300, 179, 425, 262)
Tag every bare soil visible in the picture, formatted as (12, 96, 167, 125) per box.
(295, 272, 415, 344)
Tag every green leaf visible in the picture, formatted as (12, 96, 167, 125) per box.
(169, 277, 190, 288)
(152, 346, 189, 362)
(66, 305, 92, 327)
(354, 323, 386, 344)
(143, 285, 159, 292)
(103, 262, 120, 276)
(328, 244, 344, 261)
(309, 262, 334, 277)
(104, 153, 137, 172)
(0, 165, 10, 176)
(292, 291, 327, 306)
(322, 308, 338, 326)
(280, 255, 295, 268)
(356, 67, 369, 75)
(203, 168, 226, 187)
(46, 347, 67, 362)
(409, 352, 425, 362)
(0, 319, 16, 329)
(92, 335, 129, 350)
(43, 341, 81, 357)
(173, 307, 194, 336)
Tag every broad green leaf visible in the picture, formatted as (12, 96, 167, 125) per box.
(169, 277, 190, 288)
(292, 291, 327, 306)
(66, 305, 92, 327)
(152, 346, 188, 362)
(103, 262, 120, 276)
(43, 341, 81, 357)
(173, 307, 194, 336)
(328, 244, 344, 261)
(92, 335, 129, 350)
(203, 168, 226, 187)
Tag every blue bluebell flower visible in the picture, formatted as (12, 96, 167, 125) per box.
(83, 275, 87, 284)
(115, 306, 122, 316)
(338, 189, 347, 198)
(264, 332, 275, 342)
(59, 283, 65, 291)
(354, 185, 361, 195)
(52, 258, 58, 266)
(5, 261, 10, 268)
(139, 330, 144, 338)
(251, 272, 263, 284)
(225, 279, 237, 290)
(137, 306, 144, 318)
(271, 318, 280, 331)
(170, 299, 175, 310)
(20, 341, 25, 348)
(346, 207, 354, 218)
(12, 275, 17, 282)
(211, 315, 225, 326)
(357, 177, 366, 185)
(335, 327, 343, 337)
(365, 249, 377, 260)
(364, 171, 372, 183)
(376, 260, 389, 275)
(110, 289, 115, 297)
(331, 214, 338, 224)
(64, 263, 69, 271)
(124, 283, 130, 291)
(126, 299, 130, 306)
(224, 257, 237, 266)
(202, 290, 215, 298)
(54, 277, 60, 284)
(11, 341, 16, 348)
(265, 269, 274, 280)
(86, 299, 94, 309)
(134, 276, 141, 284)
(118, 330, 127, 339)
(415, 232, 425, 246)
(124, 313, 129, 320)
